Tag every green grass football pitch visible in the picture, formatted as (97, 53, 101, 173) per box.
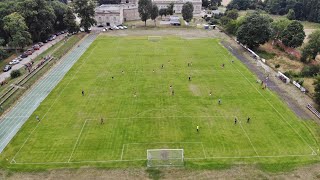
(3, 35, 319, 169)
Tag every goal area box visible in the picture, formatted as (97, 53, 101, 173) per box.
(147, 149, 184, 167)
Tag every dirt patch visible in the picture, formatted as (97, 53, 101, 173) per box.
(2, 163, 320, 179)
(189, 84, 201, 96)
(267, 56, 304, 73)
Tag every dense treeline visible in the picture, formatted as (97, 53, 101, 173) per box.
(0, 0, 77, 44)
(226, 0, 320, 23)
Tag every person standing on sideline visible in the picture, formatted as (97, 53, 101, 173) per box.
(197, 125, 199, 132)
(82, 90, 84, 96)
(218, 99, 221, 105)
(234, 117, 237, 124)
(36, 115, 40, 122)
(101, 117, 104, 125)
(247, 117, 250, 123)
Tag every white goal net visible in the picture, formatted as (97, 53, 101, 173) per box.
(147, 149, 184, 167)
(148, 36, 162, 42)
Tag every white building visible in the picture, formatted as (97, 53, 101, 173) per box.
(152, 0, 202, 14)
(95, 4, 139, 26)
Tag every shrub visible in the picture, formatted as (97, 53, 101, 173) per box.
(10, 69, 21, 79)
(301, 65, 320, 77)
(275, 64, 280, 68)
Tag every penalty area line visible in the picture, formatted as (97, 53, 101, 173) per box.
(67, 119, 88, 162)
(11, 153, 318, 165)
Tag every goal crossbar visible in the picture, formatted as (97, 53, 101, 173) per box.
(147, 149, 184, 167)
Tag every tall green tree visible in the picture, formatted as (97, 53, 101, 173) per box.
(73, 0, 96, 32)
(17, 0, 56, 42)
(138, 0, 152, 26)
(286, 8, 295, 20)
(150, 4, 159, 27)
(182, 2, 194, 23)
(225, 9, 239, 20)
(211, 0, 222, 6)
(236, 12, 272, 49)
(202, 0, 209, 8)
(271, 18, 291, 40)
(167, 3, 174, 15)
(3, 12, 32, 52)
(63, 7, 79, 33)
(280, 20, 305, 48)
(159, 8, 167, 19)
(314, 78, 320, 105)
(50, 0, 68, 31)
(301, 30, 320, 62)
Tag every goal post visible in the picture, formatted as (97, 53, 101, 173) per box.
(147, 149, 184, 167)
(148, 36, 162, 42)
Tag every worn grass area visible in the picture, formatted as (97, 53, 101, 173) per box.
(0, 36, 319, 172)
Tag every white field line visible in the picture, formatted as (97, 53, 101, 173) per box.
(201, 142, 207, 158)
(120, 144, 126, 160)
(125, 142, 203, 145)
(11, 38, 97, 161)
(237, 117, 259, 156)
(68, 119, 88, 162)
(222, 46, 317, 154)
(11, 153, 318, 165)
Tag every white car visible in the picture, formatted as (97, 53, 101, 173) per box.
(113, 26, 119, 30)
(122, 25, 128, 29)
(118, 26, 124, 30)
(9, 59, 20, 65)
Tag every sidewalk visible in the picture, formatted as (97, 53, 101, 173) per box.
(0, 35, 65, 82)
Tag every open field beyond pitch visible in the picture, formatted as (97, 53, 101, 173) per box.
(1, 35, 319, 170)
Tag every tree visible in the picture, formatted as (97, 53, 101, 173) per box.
(225, 9, 239, 20)
(236, 12, 272, 49)
(98, 0, 121, 4)
(314, 78, 320, 105)
(73, 0, 96, 32)
(17, 0, 56, 42)
(151, 4, 159, 26)
(50, 0, 68, 31)
(202, 0, 209, 8)
(280, 20, 305, 48)
(159, 8, 167, 19)
(211, 0, 222, 6)
(301, 30, 320, 62)
(167, 3, 174, 15)
(271, 18, 291, 40)
(3, 12, 32, 52)
(287, 8, 295, 20)
(182, 2, 194, 23)
(227, 0, 251, 10)
(10, 69, 21, 79)
(138, 0, 152, 26)
(63, 7, 79, 33)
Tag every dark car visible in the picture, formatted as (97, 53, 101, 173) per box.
(21, 53, 28, 58)
(3, 65, 11, 72)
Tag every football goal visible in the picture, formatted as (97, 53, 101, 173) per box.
(148, 36, 162, 42)
(147, 149, 184, 167)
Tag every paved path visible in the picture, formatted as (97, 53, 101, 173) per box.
(0, 34, 98, 153)
(0, 36, 65, 82)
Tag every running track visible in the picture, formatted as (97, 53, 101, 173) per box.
(0, 34, 98, 153)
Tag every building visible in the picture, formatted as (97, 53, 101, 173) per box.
(95, 4, 139, 26)
(94, 0, 201, 26)
(152, 0, 202, 14)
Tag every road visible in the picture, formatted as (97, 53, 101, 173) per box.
(0, 35, 65, 82)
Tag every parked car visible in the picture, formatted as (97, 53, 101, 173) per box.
(9, 59, 20, 65)
(113, 26, 119, 30)
(38, 42, 44, 47)
(33, 44, 40, 50)
(118, 25, 124, 30)
(3, 65, 11, 72)
(25, 50, 33, 55)
(20, 53, 28, 58)
(15, 57, 22, 61)
(97, 24, 104, 27)
(122, 25, 128, 29)
(108, 27, 113, 30)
